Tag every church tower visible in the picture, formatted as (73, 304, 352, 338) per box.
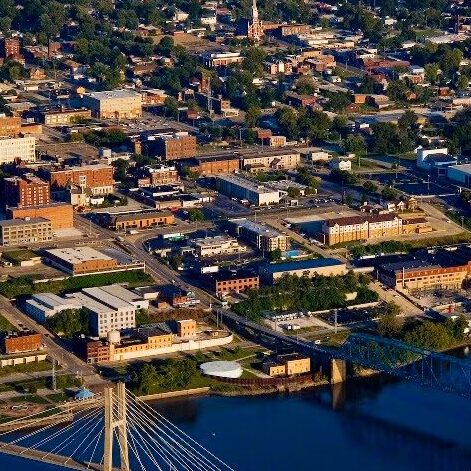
(247, 0, 263, 42)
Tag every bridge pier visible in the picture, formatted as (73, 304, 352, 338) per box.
(330, 358, 347, 385)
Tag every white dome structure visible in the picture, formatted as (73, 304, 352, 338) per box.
(200, 361, 243, 379)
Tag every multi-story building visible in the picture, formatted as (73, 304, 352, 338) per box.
(70, 290, 136, 338)
(145, 165, 179, 185)
(192, 235, 247, 257)
(38, 107, 92, 125)
(321, 213, 411, 246)
(208, 270, 260, 296)
(83, 89, 142, 119)
(145, 132, 197, 160)
(241, 148, 301, 171)
(263, 353, 311, 377)
(0, 116, 21, 137)
(24, 293, 83, 323)
(216, 174, 281, 206)
(179, 155, 240, 176)
(2, 174, 50, 208)
(3, 38, 20, 59)
(8, 202, 74, 229)
(0, 218, 52, 246)
(1, 331, 42, 355)
(177, 319, 197, 338)
(0, 136, 36, 164)
(98, 210, 175, 231)
(49, 164, 114, 195)
(229, 218, 289, 252)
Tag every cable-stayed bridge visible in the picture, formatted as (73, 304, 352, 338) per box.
(0, 383, 235, 471)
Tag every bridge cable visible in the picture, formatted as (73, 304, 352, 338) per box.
(123, 393, 211, 470)
(127, 390, 234, 470)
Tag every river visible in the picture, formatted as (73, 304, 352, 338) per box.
(2, 347, 471, 471)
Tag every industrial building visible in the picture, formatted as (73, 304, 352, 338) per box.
(144, 132, 197, 160)
(83, 89, 142, 119)
(259, 258, 347, 284)
(216, 174, 281, 206)
(43, 246, 144, 276)
(229, 218, 289, 252)
(25, 293, 83, 323)
(204, 269, 260, 296)
(448, 164, 471, 188)
(240, 148, 301, 172)
(0, 218, 53, 246)
(7, 202, 74, 230)
(0, 136, 36, 164)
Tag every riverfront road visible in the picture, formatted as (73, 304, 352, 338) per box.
(0, 296, 106, 387)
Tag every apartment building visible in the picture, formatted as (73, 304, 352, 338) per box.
(1, 331, 42, 355)
(0, 136, 36, 164)
(229, 218, 289, 252)
(49, 164, 114, 195)
(145, 165, 179, 185)
(8, 202, 74, 229)
(2, 174, 50, 208)
(321, 213, 406, 246)
(145, 132, 197, 160)
(3, 38, 20, 59)
(241, 149, 301, 172)
(0, 116, 21, 137)
(0, 218, 53, 246)
(192, 235, 247, 257)
(216, 174, 281, 206)
(83, 89, 142, 119)
(201, 51, 243, 68)
(98, 210, 175, 231)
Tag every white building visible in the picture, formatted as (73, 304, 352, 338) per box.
(330, 157, 352, 171)
(83, 89, 142, 119)
(192, 235, 247, 257)
(448, 164, 471, 187)
(0, 136, 36, 164)
(24, 293, 82, 323)
(416, 147, 456, 175)
(215, 174, 281, 206)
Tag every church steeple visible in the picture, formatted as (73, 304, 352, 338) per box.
(251, 0, 259, 23)
(247, 0, 263, 42)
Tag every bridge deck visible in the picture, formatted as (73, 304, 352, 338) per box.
(0, 441, 109, 471)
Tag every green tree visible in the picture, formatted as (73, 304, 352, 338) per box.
(363, 181, 378, 194)
(163, 96, 179, 119)
(344, 134, 366, 155)
(269, 248, 282, 261)
(377, 302, 401, 337)
(245, 106, 261, 128)
(188, 208, 205, 222)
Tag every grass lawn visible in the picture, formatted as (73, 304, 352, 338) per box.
(0, 313, 15, 332)
(9, 394, 50, 404)
(2, 249, 39, 264)
(0, 361, 52, 377)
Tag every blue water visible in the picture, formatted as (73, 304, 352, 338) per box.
(2, 376, 471, 470)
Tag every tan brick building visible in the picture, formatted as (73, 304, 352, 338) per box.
(3, 174, 50, 208)
(99, 210, 175, 231)
(181, 155, 240, 175)
(0, 116, 21, 137)
(209, 270, 260, 296)
(39, 108, 92, 125)
(177, 319, 197, 338)
(83, 90, 142, 119)
(263, 354, 311, 377)
(0, 218, 53, 246)
(8, 202, 74, 229)
(49, 164, 114, 195)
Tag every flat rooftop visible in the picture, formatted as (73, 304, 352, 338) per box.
(44, 247, 112, 264)
(0, 217, 50, 227)
(262, 258, 345, 273)
(87, 89, 141, 100)
(216, 174, 280, 195)
(229, 218, 285, 238)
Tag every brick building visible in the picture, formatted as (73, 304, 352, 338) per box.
(180, 155, 240, 175)
(2, 174, 50, 209)
(144, 165, 179, 185)
(146, 132, 197, 160)
(0, 217, 52, 246)
(3, 38, 21, 59)
(1, 331, 42, 354)
(49, 164, 114, 195)
(263, 353, 311, 377)
(321, 213, 432, 246)
(0, 116, 21, 137)
(206, 269, 260, 296)
(38, 107, 92, 125)
(82, 89, 142, 119)
(8, 202, 74, 230)
(98, 210, 175, 231)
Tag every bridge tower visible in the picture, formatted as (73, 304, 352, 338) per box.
(104, 382, 130, 471)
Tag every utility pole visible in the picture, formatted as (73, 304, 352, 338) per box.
(334, 309, 338, 334)
(52, 358, 57, 391)
(104, 383, 130, 471)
